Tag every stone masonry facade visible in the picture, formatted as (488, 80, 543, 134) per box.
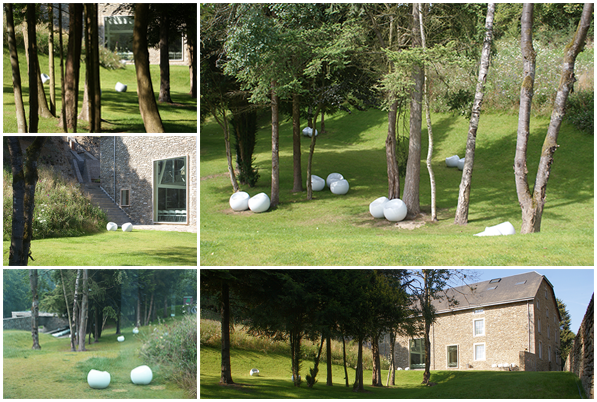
(393, 275, 561, 372)
(99, 136, 197, 227)
(564, 294, 594, 398)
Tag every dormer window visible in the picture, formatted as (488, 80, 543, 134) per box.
(489, 278, 501, 284)
(515, 280, 527, 285)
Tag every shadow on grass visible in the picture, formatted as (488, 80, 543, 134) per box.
(119, 246, 197, 266)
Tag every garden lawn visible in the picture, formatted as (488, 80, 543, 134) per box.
(3, 46, 197, 133)
(2, 230, 197, 266)
(200, 345, 584, 399)
(200, 109, 593, 265)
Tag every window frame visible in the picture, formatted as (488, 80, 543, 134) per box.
(120, 188, 130, 207)
(474, 343, 486, 361)
(473, 318, 485, 337)
(447, 345, 459, 369)
(538, 318, 541, 333)
(538, 341, 543, 359)
(473, 308, 484, 315)
(153, 155, 189, 224)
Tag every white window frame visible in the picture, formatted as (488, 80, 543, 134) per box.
(473, 318, 485, 337)
(120, 188, 131, 207)
(474, 343, 486, 361)
(473, 308, 484, 314)
(447, 345, 459, 369)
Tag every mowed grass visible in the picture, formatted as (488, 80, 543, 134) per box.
(200, 108, 593, 265)
(200, 345, 584, 399)
(4, 326, 189, 399)
(3, 46, 197, 133)
(3, 230, 197, 266)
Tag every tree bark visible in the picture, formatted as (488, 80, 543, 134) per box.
(326, 332, 333, 386)
(158, 13, 172, 103)
(389, 332, 396, 385)
(7, 138, 25, 265)
(48, 4, 56, 116)
(78, 269, 88, 351)
(21, 137, 46, 264)
(84, 3, 100, 132)
(26, 5, 39, 133)
(58, 3, 67, 133)
(186, 5, 197, 98)
(30, 269, 41, 349)
(63, 4, 83, 132)
(145, 292, 154, 326)
(71, 269, 81, 351)
(136, 290, 141, 327)
(5, 4, 27, 133)
(292, 92, 303, 192)
(271, 80, 280, 208)
(403, 3, 424, 218)
(342, 335, 349, 387)
(454, 3, 495, 225)
(386, 100, 401, 199)
(353, 336, 364, 392)
(133, 3, 165, 133)
(94, 302, 99, 342)
(306, 111, 319, 201)
(371, 334, 383, 386)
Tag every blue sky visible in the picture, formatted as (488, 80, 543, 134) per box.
(469, 268, 593, 333)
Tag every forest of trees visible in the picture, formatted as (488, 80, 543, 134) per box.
(5, 3, 197, 133)
(4, 269, 197, 351)
(201, 3, 593, 233)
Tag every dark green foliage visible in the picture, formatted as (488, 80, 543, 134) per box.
(231, 111, 260, 187)
(557, 298, 576, 364)
(565, 90, 593, 135)
(446, 89, 474, 119)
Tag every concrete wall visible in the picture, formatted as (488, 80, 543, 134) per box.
(4, 316, 69, 331)
(564, 294, 594, 398)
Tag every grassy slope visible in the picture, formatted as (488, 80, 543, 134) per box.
(4, 324, 188, 399)
(3, 46, 197, 133)
(2, 230, 197, 266)
(200, 108, 593, 265)
(200, 345, 584, 399)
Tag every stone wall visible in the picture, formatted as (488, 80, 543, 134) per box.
(4, 316, 69, 331)
(99, 136, 197, 227)
(564, 294, 594, 399)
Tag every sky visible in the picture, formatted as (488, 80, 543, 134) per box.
(469, 268, 594, 334)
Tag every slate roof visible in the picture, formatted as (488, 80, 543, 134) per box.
(432, 271, 561, 321)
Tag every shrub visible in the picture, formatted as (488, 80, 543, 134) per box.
(565, 90, 594, 135)
(140, 315, 197, 398)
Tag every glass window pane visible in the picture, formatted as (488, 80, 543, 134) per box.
(448, 346, 458, 367)
(154, 157, 187, 223)
(475, 344, 485, 360)
(474, 319, 484, 336)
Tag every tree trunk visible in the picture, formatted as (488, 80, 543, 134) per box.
(63, 3, 83, 132)
(454, 3, 495, 225)
(23, 17, 53, 120)
(271, 80, 280, 208)
(48, 4, 56, 116)
(342, 335, 349, 387)
(163, 296, 168, 319)
(133, 3, 165, 133)
(518, 3, 593, 233)
(389, 332, 396, 385)
(320, 109, 326, 133)
(136, 291, 141, 327)
(306, 109, 320, 200)
(371, 334, 383, 386)
(386, 100, 400, 199)
(94, 302, 99, 342)
(60, 270, 73, 341)
(78, 269, 88, 351)
(30, 269, 41, 349)
(326, 332, 333, 386)
(420, 3, 437, 221)
(83, 4, 100, 132)
(186, 6, 197, 98)
(5, 4, 27, 133)
(26, 5, 39, 133)
(71, 269, 81, 351)
(307, 334, 325, 388)
(212, 105, 239, 192)
(7, 138, 26, 266)
(158, 13, 172, 103)
(58, 3, 67, 133)
(292, 92, 303, 192)
(220, 281, 233, 384)
(145, 292, 154, 326)
(422, 319, 431, 384)
(353, 336, 365, 392)
(403, 3, 424, 218)
(79, 77, 90, 122)
(422, 270, 432, 385)
(290, 330, 302, 386)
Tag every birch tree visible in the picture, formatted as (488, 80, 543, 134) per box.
(454, 3, 495, 225)
(78, 269, 88, 351)
(514, 3, 593, 233)
(71, 269, 81, 351)
(30, 269, 41, 349)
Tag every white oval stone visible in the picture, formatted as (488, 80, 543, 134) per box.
(106, 222, 117, 231)
(87, 369, 111, 389)
(383, 199, 408, 222)
(248, 193, 270, 213)
(130, 365, 153, 385)
(457, 158, 465, 171)
(330, 179, 349, 195)
(250, 368, 260, 376)
(132, 327, 139, 334)
(115, 82, 127, 92)
(445, 155, 460, 167)
(229, 191, 250, 211)
(309, 175, 325, 192)
(122, 222, 133, 232)
(493, 221, 516, 235)
(326, 173, 343, 187)
(369, 196, 389, 218)
(117, 335, 125, 342)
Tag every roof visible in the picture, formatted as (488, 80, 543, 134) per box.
(432, 271, 561, 321)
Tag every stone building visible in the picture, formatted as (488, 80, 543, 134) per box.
(99, 136, 197, 227)
(394, 272, 561, 372)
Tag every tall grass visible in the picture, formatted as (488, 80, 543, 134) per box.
(3, 166, 108, 241)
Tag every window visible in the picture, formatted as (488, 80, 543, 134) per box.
(409, 339, 426, 369)
(515, 280, 527, 285)
(548, 346, 552, 362)
(474, 343, 485, 361)
(489, 278, 501, 284)
(538, 318, 541, 333)
(104, 16, 134, 60)
(474, 318, 485, 336)
(487, 286, 498, 290)
(169, 33, 184, 60)
(537, 300, 540, 309)
(547, 325, 550, 339)
(154, 156, 188, 223)
(447, 345, 458, 368)
(545, 289, 548, 299)
(120, 189, 130, 207)
(538, 341, 543, 359)
(474, 309, 484, 314)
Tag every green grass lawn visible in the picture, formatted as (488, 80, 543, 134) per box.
(4, 321, 191, 398)
(200, 108, 593, 265)
(3, 230, 197, 266)
(200, 345, 585, 399)
(3, 46, 197, 133)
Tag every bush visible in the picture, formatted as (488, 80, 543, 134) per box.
(141, 315, 197, 398)
(3, 167, 108, 241)
(565, 90, 594, 135)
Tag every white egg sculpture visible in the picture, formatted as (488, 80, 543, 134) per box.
(302, 127, 318, 137)
(474, 221, 516, 237)
(309, 175, 326, 192)
(132, 327, 139, 334)
(369, 196, 389, 218)
(330, 179, 349, 195)
(383, 199, 408, 222)
(248, 193, 270, 213)
(250, 368, 260, 376)
(117, 335, 125, 342)
(130, 365, 153, 385)
(457, 158, 465, 171)
(445, 155, 460, 167)
(106, 222, 117, 231)
(115, 82, 127, 92)
(122, 222, 133, 232)
(326, 173, 343, 187)
(229, 191, 250, 211)
(88, 369, 111, 389)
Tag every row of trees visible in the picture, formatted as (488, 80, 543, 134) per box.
(201, 3, 593, 233)
(5, 3, 197, 133)
(12, 269, 197, 351)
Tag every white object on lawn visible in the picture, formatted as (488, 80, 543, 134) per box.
(248, 193, 270, 213)
(132, 327, 139, 334)
(302, 127, 318, 137)
(117, 335, 125, 342)
(122, 222, 133, 232)
(445, 155, 460, 167)
(291, 375, 301, 381)
(115, 82, 127, 92)
(229, 191, 250, 211)
(87, 369, 111, 389)
(369, 196, 389, 218)
(383, 199, 408, 222)
(106, 222, 118, 231)
(457, 157, 466, 170)
(250, 368, 260, 376)
(309, 175, 326, 192)
(330, 179, 349, 195)
(41, 73, 50, 84)
(130, 365, 153, 385)
(326, 173, 343, 187)
(474, 221, 516, 237)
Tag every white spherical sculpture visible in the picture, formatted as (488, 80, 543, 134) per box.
(309, 175, 326, 192)
(115, 82, 127, 92)
(41, 73, 50, 84)
(122, 222, 133, 232)
(457, 158, 465, 171)
(330, 179, 349, 195)
(326, 173, 343, 187)
(369, 196, 389, 218)
(250, 368, 260, 376)
(132, 327, 139, 334)
(302, 127, 318, 137)
(87, 370, 111, 389)
(229, 191, 250, 211)
(106, 222, 117, 231)
(474, 221, 516, 237)
(248, 193, 270, 213)
(117, 335, 125, 342)
(130, 365, 153, 385)
(445, 155, 460, 167)
(383, 199, 408, 222)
